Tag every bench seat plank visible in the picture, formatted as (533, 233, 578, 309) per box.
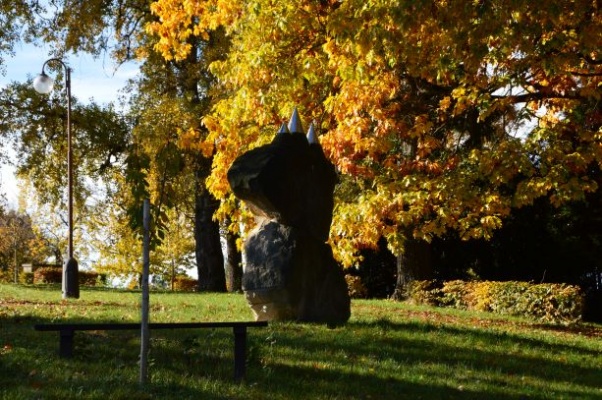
(35, 321, 267, 331)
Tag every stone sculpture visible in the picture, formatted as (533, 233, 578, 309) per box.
(227, 109, 351, 325)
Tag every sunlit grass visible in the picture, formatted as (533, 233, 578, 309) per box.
(1, 284, 601, 399)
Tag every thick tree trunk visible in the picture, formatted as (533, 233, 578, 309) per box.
(176, 33, 227, 292)
(194, 163, 226, 292)
(224, 218, 242, 292)
(391, 234, 433, 301)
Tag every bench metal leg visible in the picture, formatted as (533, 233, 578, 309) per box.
(233, 326, 247, 382)
(59, 329, 74, 358)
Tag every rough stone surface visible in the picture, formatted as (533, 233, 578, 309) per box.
(227, 132, 311, 227)
(306, 143, 338, 242)
(228, 120, 350, 325)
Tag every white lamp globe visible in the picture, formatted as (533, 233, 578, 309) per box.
(33, 73, 54, 94)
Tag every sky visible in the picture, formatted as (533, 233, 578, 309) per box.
(0, 42, 139, 208)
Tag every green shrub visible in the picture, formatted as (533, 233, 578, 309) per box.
(486, 281, 530, 315)
(0, 269, 12, 283)
(522, 283, 583, 324)
(173, 276, 198, 291)
(33, 268, 107, 286)
(440, 280, 471, 308)
(34, 267, 62, 284)
(79, 271, 107, 286)
(406, 280, 441, 306)
(20, 272, 34, 284)
(408, 279, 584, 324)
(345, 274, 369, 299)
(463, 281, 493, 312)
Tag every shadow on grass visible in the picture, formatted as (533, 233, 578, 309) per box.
(531, 322, 602, 339)
(151, 318, 602, 399)
(4, 312, 602, 399)
(344, 319, 601, 386)
(355, 318, 602, 358)
(1, 314, 223, 398)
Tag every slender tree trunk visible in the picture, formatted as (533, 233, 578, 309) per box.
(13, 245, 18, 283)
(391, 231, 433, 300)
(171, 259, 175, 291)
(54, 247, 63, 268)
(224, 217, 242, 292)
(390, 141, 433, 301)
(194, 159, 226, 292)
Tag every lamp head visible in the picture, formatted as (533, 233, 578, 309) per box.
(33, 72, 54, 94)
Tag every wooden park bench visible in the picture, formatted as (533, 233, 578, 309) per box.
(34, 321, 268, 382)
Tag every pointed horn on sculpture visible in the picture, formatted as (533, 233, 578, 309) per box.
(307, 122, 319, 145)
(277, 122, 290, 135)
(288, 107, 304, 134)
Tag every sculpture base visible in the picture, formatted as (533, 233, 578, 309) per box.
(245, 289, 295, 321)
(242, 221, 350, 325)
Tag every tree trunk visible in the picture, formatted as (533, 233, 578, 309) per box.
(224, 218, 242, 292)
(391, 233, 433, 301)
(194, 161, 226, 292)
(170, 259, 175, 291)
(183, 34, 227, 292)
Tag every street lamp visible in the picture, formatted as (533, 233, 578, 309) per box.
(33, 58, 79, 299)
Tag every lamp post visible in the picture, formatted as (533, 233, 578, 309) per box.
(33, 58, 79, 299)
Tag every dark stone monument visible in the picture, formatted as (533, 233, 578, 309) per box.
(227, 109, 351, 325)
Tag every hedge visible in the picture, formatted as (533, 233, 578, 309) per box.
(79, 271, 107, 286)
(173, 276, 198, 291)
(407, 279, 584, 325)
(34, 267, 62, 284)
(345, 274, 369, 299)
(20, 272, 34, 284)
(33, 267, 107, 286)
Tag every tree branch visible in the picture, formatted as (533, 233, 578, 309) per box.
(491, 91, 584, 103)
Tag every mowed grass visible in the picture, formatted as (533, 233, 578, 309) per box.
(1, 284, 601, 399)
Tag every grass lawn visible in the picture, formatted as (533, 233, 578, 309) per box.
(1, 284, 601, 399)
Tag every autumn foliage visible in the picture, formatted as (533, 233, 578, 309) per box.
(406, 279, 584, 324)
(147, 0, 602, 265)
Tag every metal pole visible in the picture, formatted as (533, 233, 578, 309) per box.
(35, 58, 79, 298)
(140, 199, 151, 387)
(13, 241, 18, 283)
(33, 58, 79, 299)
(66, 66, 73, 262)
(63, 64, 79, 299)
(34, 58, 80, 298)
